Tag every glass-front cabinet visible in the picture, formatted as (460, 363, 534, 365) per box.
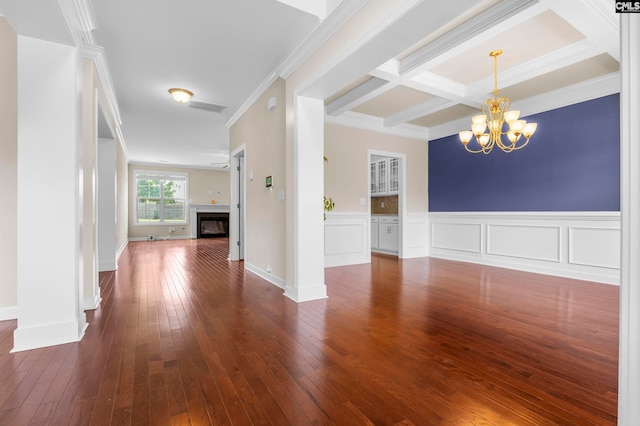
(371, 158, 399, 196)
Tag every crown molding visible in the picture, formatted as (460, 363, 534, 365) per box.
(226, 0, 367, 128)
(128, 161, 228, 172)
(225, 72, 279, 128)
(57, 0, 96, 45)
(518, 72, 620, 116)
(115, 125, 128, 160)
(81, 44, 122, 126)
(277, 0, 367, 79)
(326, 111, 428, 141)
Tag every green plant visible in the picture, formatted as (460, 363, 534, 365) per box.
(324, 156, 335, 220)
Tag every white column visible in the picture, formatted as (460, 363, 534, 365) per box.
(13, 36, 87, 352)
(98, 137, 117, 272)
(284, 96, 327, 302)
(618, 13, 640, 426)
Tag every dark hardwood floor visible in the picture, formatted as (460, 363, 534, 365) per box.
(0, 238, 619, 425)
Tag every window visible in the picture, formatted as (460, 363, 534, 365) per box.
(135, 171, 188, 224)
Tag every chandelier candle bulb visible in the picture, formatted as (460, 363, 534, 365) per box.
(523, 123, 538, 138)
(504, 110, 520, 122)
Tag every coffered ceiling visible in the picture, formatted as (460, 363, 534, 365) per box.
(0, 0, 620, 169)
(324, 0, 619, 141)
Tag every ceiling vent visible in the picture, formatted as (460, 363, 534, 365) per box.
(189, 100, 227, 113)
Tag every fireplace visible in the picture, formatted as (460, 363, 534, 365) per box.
(197, 212, 229, 238)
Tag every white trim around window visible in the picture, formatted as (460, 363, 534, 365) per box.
(133, 170, 188, 226)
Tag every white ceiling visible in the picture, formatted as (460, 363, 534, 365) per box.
(1, 0, 620, 169)
(90, 0, 323, 169)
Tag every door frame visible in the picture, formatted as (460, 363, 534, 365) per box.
(229, 145, 246, 261)
(368, 149, 406, 258)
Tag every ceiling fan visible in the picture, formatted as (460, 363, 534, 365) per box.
(210, 161, 230, 169)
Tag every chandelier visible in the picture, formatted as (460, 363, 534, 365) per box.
(459, 50, 537, 154)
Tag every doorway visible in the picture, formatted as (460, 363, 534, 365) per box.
(368, 150, 405, 257)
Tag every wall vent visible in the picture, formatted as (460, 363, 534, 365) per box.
(189, 100, 227, 113)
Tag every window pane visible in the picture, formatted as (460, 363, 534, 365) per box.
(168, 180, 186, 198)
(137, 199, 160, 222)
(137, 179, 161, 198)
(163, 199, 185, 222)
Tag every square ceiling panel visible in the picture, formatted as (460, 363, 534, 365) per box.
(503, 53, 620, 102)
(429, 10, 586, 85)
(409, 104, 479, 128)
(352, 85, 436, 118)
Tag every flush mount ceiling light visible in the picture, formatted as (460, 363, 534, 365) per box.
(168, 88, 194, 103)
(459, 50, 538, 154)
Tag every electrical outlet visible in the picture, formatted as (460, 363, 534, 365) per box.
(381, 201, 385, 208)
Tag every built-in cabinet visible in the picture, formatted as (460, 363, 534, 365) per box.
(371, 215, 398, 254)
(371, 158, 399, 196)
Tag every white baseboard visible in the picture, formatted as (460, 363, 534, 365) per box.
(84, 295, 102, 311)
(245, 262, 286, 289)
(429, 212, 620, 285)
(128, 235, 192, 242)
(12, 319, 88, 352)
(284, 284, 328, 302)
(0, 305, 18, 321)
(99, 260, 117, 271)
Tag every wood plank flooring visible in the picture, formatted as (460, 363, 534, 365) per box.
(0, 238, 619, 425)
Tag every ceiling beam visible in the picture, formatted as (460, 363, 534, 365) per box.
(326, 77, 392, 116)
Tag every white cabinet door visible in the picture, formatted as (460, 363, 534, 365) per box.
(371, 158, 399, 196)
(388, 158, 399, 194)
(377, 160, 387, 194)
(371, 217, 379, 249)
(378, 217, 398, 252)
(370, 162, 379, 195)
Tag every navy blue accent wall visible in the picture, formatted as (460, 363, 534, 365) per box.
(428, 94, 620, 212)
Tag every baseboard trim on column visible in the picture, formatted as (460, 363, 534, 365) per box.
(284, 285, 328, 303)
(11, 319, 87, 353)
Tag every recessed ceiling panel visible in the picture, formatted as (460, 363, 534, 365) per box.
(352, 86, 436, 118)
(410, 104, 479, 128)
(430, 10, 586, 85)
(503, 53, 619, 102)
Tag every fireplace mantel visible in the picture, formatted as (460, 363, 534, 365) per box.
(189, 204, 230, 238)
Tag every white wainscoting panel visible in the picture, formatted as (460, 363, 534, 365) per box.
(325, 213, 370, 268)
(569, 227, 621, 269)
(432, 222, 482, 253)
(429, 212, 620, 285)
(487, 224, 560, 262)
(402, 213, 429, 258)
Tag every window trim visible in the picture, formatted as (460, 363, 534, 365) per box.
(133, 170, 189, 226)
